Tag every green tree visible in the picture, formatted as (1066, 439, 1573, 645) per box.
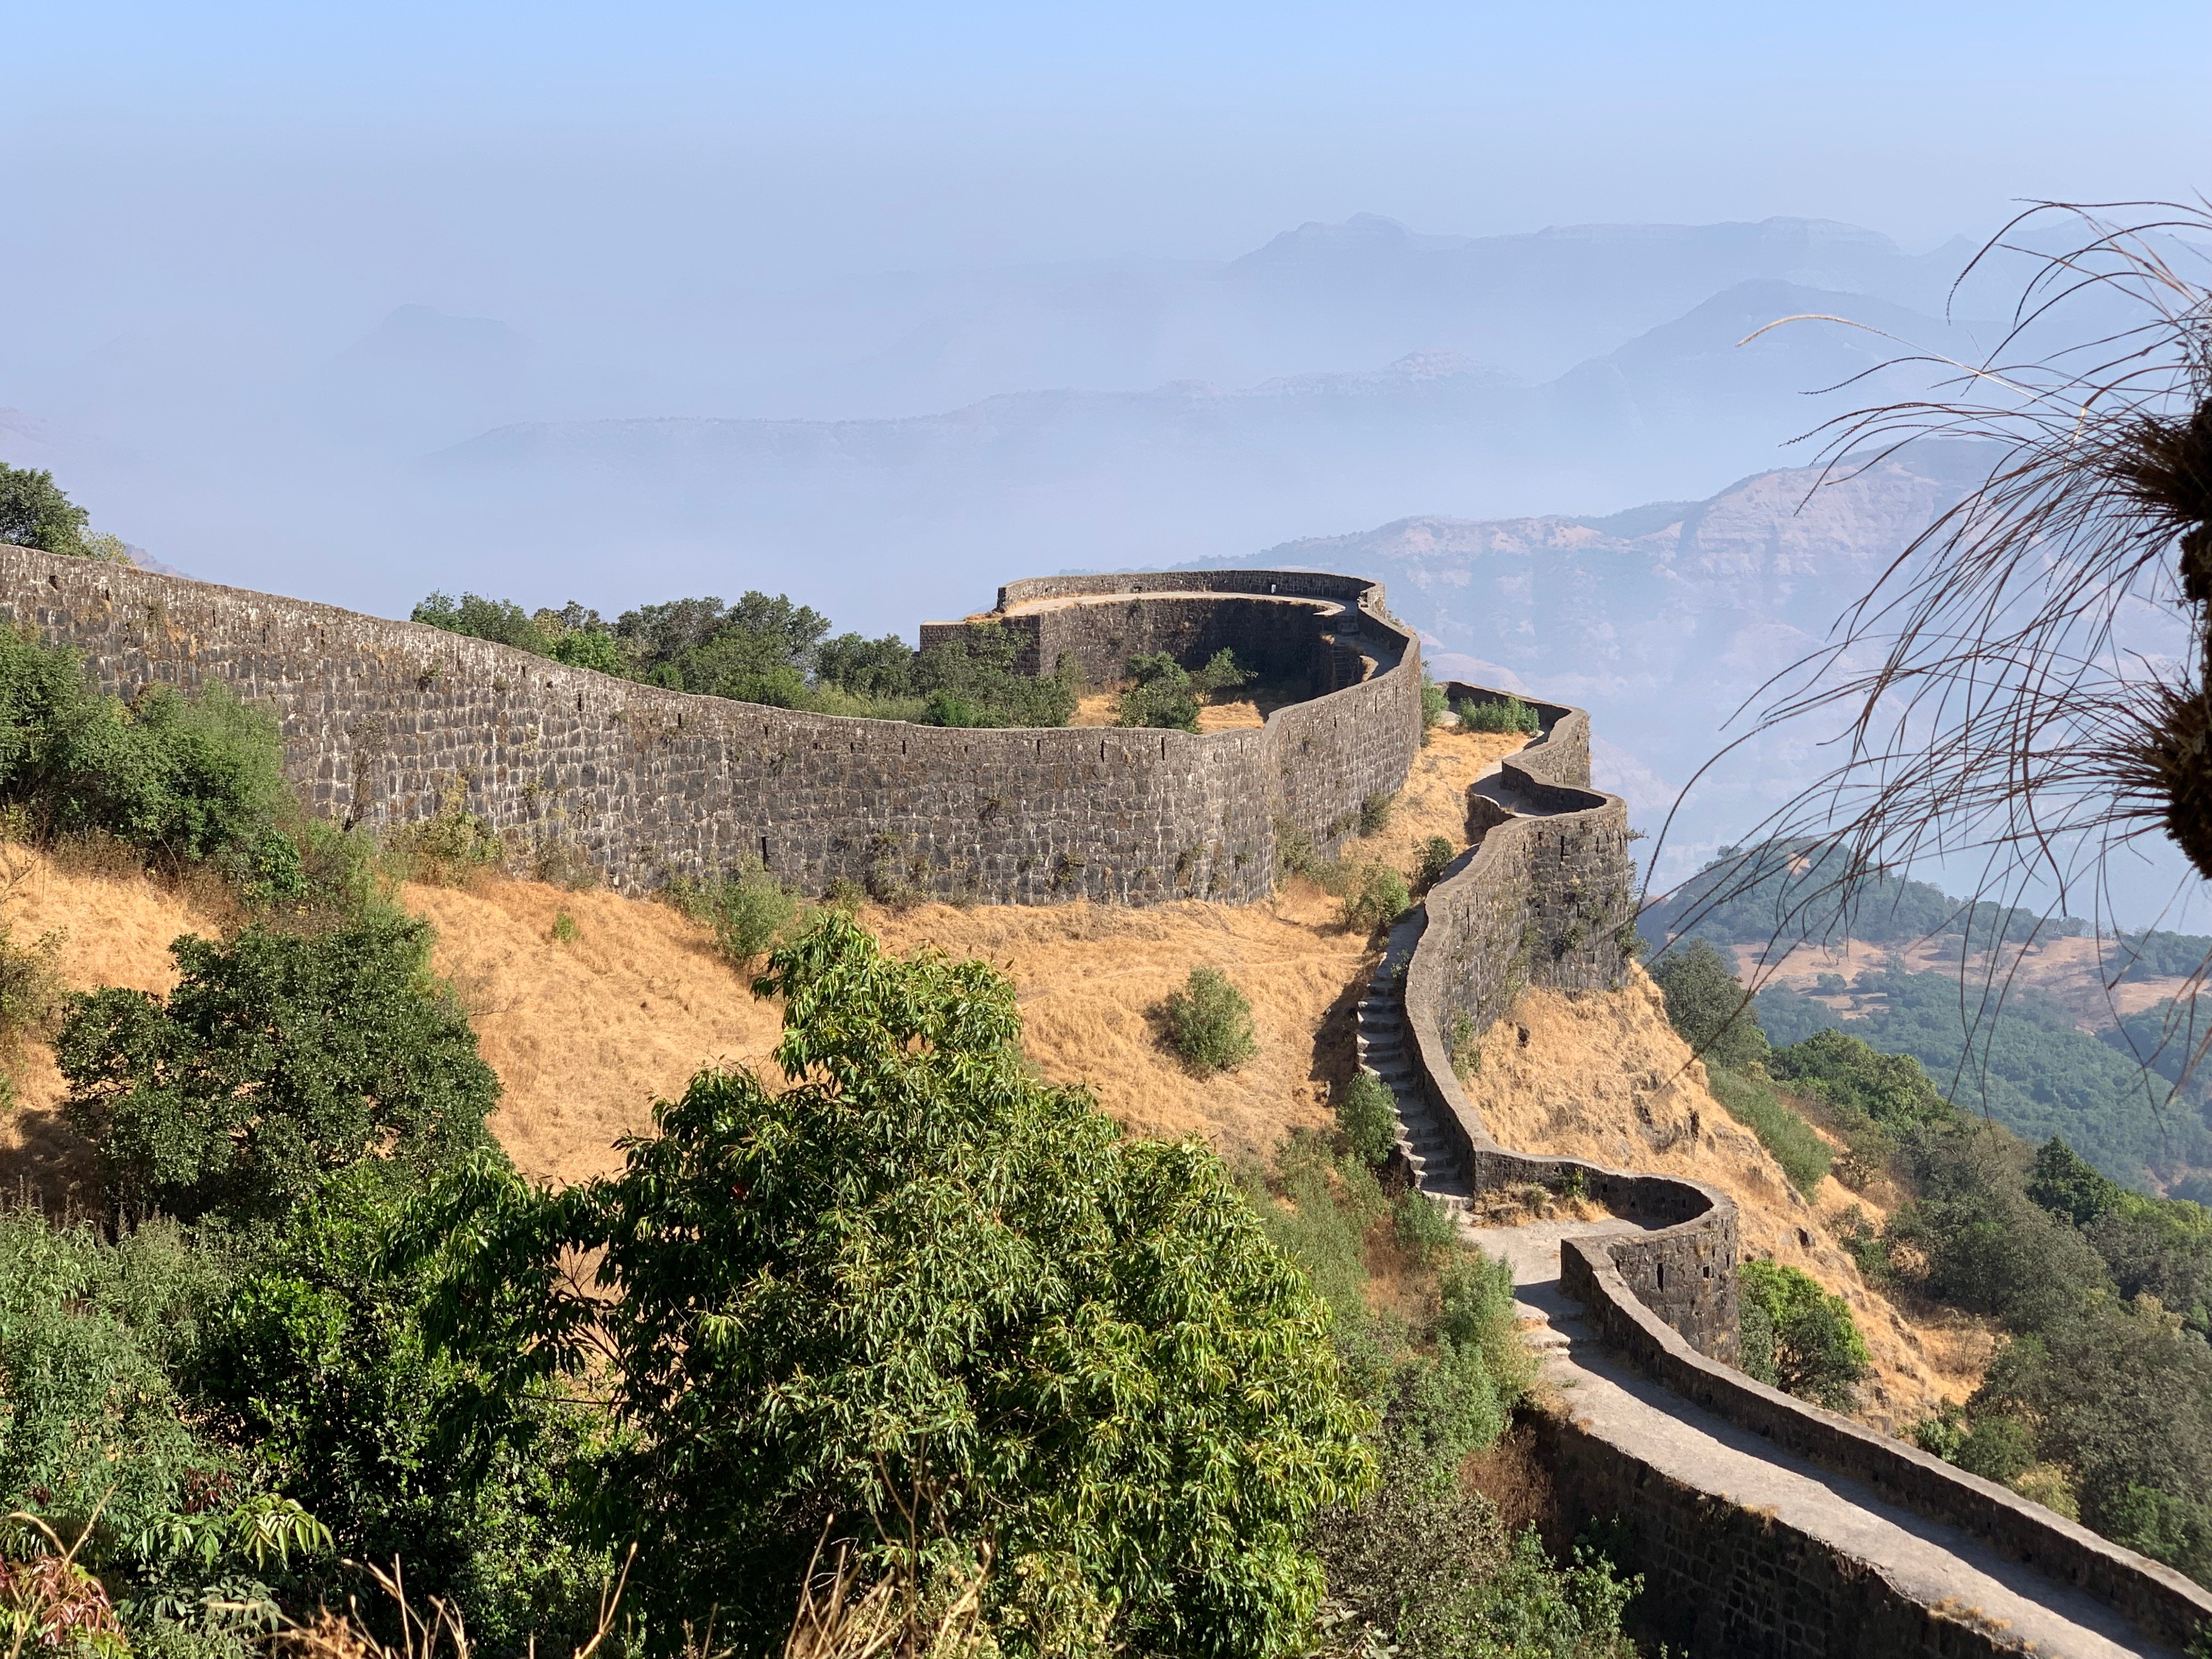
(0, 1209, 330, 1658)
(1737, 1260, 1870, 1410)
(411, 593, 552, 653)
(189, 1169, 606, 1656)
(412, 914, 1374, 1658)
(56, 915, 502, 1223)
(1336, 1073, 1399, 1166)
(2027, 1136, 2126, 1228)
(912, 624, 1079, 728)
(1118, 650, 1250, 732)
(0, 464, 89, 556)
(815, 631, 917, 699)
(1649, 938, 1769, 1069)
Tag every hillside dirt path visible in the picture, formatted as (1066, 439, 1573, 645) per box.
(1368, 758, 2185, 1658)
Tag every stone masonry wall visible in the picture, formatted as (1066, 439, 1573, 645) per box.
(0, 549, 1418, 905)
(1395, 684, 2212, 1651)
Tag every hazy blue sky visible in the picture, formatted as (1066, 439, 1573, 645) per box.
(12, 0, 2209, 358)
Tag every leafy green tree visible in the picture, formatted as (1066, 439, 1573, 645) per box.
(912, 623, 1079, 728)
(1767, 1028, 1954, 1134)
(0, 1210, 330, 1658)
(1246, 1140, 1638, 1659)
(1649, 938, 1769, 1069)
(412, 914, 1374, 1658)
(189, 1170, 607, 1656)
(1971, 1299, 2212, 1575)
(2027, 1136, 2126, 1227)
(1737, 1260, 1870, 1410)
(411, 592, 552, 653)
(815, 631, 917, 699)
(1118, 649, 1250, 732)
(56, 915, 501, 1223)
(616, 591, 831, 703)
(0, 464, 89, 556)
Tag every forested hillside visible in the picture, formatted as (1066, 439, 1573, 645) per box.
(1649, 843, 2212, 1196)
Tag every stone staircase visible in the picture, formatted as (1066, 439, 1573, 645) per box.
(1353, 907, 1472, 1209)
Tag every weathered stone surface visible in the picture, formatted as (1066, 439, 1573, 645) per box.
(0, 551, 1419, 904)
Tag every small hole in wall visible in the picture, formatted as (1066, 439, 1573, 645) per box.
(1656, 1264, 1667, 1290)
(1702, 1265, 1712, 1279)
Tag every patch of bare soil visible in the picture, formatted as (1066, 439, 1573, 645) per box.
(1467, 967, 1993, 1431)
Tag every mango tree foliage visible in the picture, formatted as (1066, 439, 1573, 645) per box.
(413, 912, 1375, 1658)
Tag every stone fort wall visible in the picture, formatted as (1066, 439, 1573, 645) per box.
(1396, 686, 2212, 1653)
(0, 549, 1419, 905)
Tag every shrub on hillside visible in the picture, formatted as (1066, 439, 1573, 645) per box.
(1454, 695, 1541, 735)
(1245, 1139, 1637, 1659)
(0, 1207, 336, 1657)
(1340, 864, 1410, 934)
(1357, 791, 1394, 836)
(57, 914, 503, 1223)
(1737, 1259, 1870, 1410)
(1704, 1066, 1832, 1195)
(1162, 964, 1259, 1075)
(1649, 938, 1769, 1068)
(411, 914, 1374, 1657)
(1413, 835, 1455, 892)
(193, 1167, 610, 1655)
(0, 923, 63, 1111)
(0, 627, 305, 895)
(1337, 1071, 1399, 1166)
(663, 857, 804, 964)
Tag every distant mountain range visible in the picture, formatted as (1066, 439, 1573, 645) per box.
(1189, 440, 2191, 912)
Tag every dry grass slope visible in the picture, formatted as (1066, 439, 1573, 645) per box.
(1466, 969, 1993, 1429)
(0, 727, 1528, 1193)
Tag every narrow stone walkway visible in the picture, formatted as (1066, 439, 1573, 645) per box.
(1355, 755, 2187, 1655)
(1465, 1221, 2178, 1659)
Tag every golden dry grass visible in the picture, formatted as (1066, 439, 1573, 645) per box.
(1735, 932, 2196, 1031)
(1465, 967, 1993, 1429)
(0, 846, 222, 1203)
(0, 724, 1527, 1194)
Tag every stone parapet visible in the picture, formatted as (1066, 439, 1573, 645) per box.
(0, 551, 1419, 904)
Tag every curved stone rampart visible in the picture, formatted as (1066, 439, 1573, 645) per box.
(1397, 684, 2212, 1651)
(0, 550, 1419, 905)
